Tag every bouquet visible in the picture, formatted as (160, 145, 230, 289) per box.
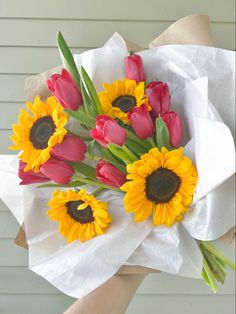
(1, 16, 235, 305)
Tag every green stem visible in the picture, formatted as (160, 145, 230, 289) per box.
(93, 187, 105, 197)
(75, 176, 121, 192)
(201, 245, 226, 284)
(126, 129, 151, 150)
(87, 154, 100, 161)
(147, 137, 156, 148)
(201, 241, 236, 270)
(66, 129, 91, 141)
(202, 256, 218, 293)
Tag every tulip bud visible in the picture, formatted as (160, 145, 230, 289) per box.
(124, 54, 146, 82)
(47, 69, 82, 110)
(146, 81, 170, 117)
(162, 111, 183, 147)
(128, 104, 154, 140)
(40, 157, 73, 184)
(51, 135, 87, 162)
(18, 161, 50, 185)
(90, 115, 126, 147)
(96, 160, 126, 188)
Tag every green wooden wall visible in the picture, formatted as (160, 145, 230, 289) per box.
(0, 0, 235, 313)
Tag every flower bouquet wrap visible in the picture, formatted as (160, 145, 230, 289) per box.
(0, 14, 235, 313)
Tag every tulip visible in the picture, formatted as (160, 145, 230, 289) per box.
(40, 157, 73, 184)
(124, 54, 146, 82)
(18, 161, 50, 185)
(146, 81, 170, 117)
(128, 104, 154, 140)
(96, 160, 126, 188)
(162, 111, 183, 147)
(47, 68, 82, 110)
(51, 135, 87, 162)
(90, 115, 126, 147)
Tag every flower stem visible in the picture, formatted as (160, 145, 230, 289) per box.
(201, 241, 236, 270)
(93, 187, 105, 197)
(147, 137, 156, 148)
(126, 129, 151, 150)
(75, 176, 121, 192)
(202, 256, 218, 293)
(199, 240, 236, 293)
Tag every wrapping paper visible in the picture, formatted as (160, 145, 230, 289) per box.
(0, 15, 235, 300)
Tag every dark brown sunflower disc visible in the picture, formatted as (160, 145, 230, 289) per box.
(146, 168, 181, 204)
(30, 116, 56, 149)
(66, 200, 95, 224)
(112, 95, 136, 113)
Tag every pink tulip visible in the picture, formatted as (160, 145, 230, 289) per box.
(96, 160, 126, 188)
(146, 81, 170, 117)
(51, 135, 87, 162)
(90, 115, 126, 147)
(128, 104, 154, 140)
(47, 69, 82, 110)
(40, 157, 73, 184)
(162, 111, 183, 147)
(18, 161, 50, 185)
(124, 54, 146, 82)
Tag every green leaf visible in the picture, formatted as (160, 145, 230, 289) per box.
(37, 180, 86, 188)
(96, 145, 127, 173)
(155, 117, 172, 150)
(107, 144, 137, 164)
(125, 138, 147, 155)
(70, 162, 96, 179)
(80, 79, 96, 116)
(87, 140, 96, 160)
(65, 109, 95, 128)
(81, 66, 101, 113)
(126, 129, 151, 150)
(58, 31, 81, 86)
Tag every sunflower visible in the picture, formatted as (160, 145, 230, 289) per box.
(121, 147, 197, 227)
(10, 96, 68, 173)
(98, 78, 150, 124)
(48, 189, 111, 243)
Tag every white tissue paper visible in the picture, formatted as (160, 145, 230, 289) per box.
(0, 33, 235, 298)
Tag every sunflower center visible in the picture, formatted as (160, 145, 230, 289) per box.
(30, 116, 56, 149)
(146, 168, 181, 203)
(66, 200, 95, 224)
(112, 95, 136, 113)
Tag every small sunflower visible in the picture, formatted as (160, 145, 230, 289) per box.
(48, 189, 111, 243)
(121, 147, 197, 227)
(10, 96, 68, 173)
(98, 78, 150, 124)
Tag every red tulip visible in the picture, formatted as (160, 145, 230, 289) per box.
(128, 104, 154, 140)
(90, 115, 126, 147)
(40, 157, 73, 184)
(47, 69, 82, 110)
(18, 161, 50, 185)
(146, 81, 170, 117)
(96, 160, 126, 188)
(162, 111, 183, 147)
(51, 135, 87, 162)
(124, 54, 146, 82)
